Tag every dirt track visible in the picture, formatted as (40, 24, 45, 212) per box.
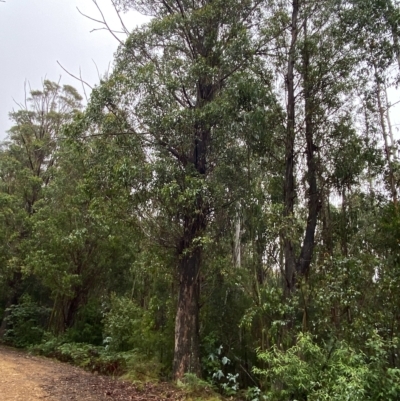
(0, 346, 180, 401)
(0, 347, 48, 400)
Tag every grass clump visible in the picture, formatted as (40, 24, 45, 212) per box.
(177, 373, 222, 401)
(122, 352, 163, 383)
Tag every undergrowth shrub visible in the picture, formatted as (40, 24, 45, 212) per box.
(31, 337, 132, 375)
(3, 295, 50, 347)
(30, 335, 165, 381)
(254, 332, 400, 401)
(102, 294, 142, 352)
(103, 294, 174, 376)
(201, 340, 241, 396)
(64, 300, 104, 345)
(177, 373, 221, 400)
(123, 353, 163, 382)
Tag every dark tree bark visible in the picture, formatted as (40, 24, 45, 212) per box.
(173, 234, 203, 379)
(296, 17, 320, 278)
(172, 90, 212, 379)
(64, 293, 84, 331)
(283, 5, 320, 294)
(283, 0, 299, 294)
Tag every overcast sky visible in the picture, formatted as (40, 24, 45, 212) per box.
(0, 0, 147, 140)
(1, 1, 399, 142)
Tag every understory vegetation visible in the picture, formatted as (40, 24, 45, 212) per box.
(1, 0, 400, 400)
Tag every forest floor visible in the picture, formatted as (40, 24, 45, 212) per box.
(0, 345, 194, 401)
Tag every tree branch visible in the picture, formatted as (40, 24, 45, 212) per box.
(77, 0, 125, 46)
(57, 61, 94, 90)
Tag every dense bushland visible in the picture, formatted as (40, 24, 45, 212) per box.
(1, 0, 400, 399)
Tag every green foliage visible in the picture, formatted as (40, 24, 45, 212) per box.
(25, 133, 140, 333)
(2, 0, 400, 395)
(64, 300, 104, 345)
(103, 293, 175, 374)
(202, 342, 239, 395)
(32, 334, 164, 381)
(254, 332, 400, 401)
(175, 373, 225, 401)
(103, 295, 144, 352)
(123, 353, 163, 382)
(3, 295, 50, 347)
(177, 373, 216, 393)
(245, 386, 266, 401)
(31, 336, 133, 375)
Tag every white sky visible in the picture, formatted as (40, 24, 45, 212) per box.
(0, 0, 148, 140)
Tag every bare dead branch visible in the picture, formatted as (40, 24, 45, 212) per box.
(90, 27, 126, 34)
(76, 7, 104, 25)
(57, 61, 94, 90)
(91, 0, 125, 46)
(92, 59, 101, 82)
(76, 4, 123, 46)
(111, 0, 130, 36)
(79, 68, 89, 102)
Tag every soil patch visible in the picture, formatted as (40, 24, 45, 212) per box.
(0, 345, 184, 401)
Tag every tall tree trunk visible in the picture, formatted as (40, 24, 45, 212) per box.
(173, 241, 202, 379)
(296, 16, 320, 277)
(283, 5, 320, 295)
(173, 201, 206, 379)
(341, 188, 349, 257)
(64, 293, 83, 331)
(384, 83, 396, 161)
(173, 79, 211, 377)
(233, 203, 241, 268)
(321, 186, 333, 258)
(283, 0, 299, 295)
(173, 191, 206, 378)
(393, 32, 400, 71)
(375, 65, 398, 206)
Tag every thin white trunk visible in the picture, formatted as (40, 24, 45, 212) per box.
(233, 205, 241, 268)
(384, 83, 396, 161)
(375, 68, 397, 205)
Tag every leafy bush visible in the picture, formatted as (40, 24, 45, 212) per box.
(177, 373, 213, 391)
(31, 337, 132, 375)
(3, 296, 50, 347)
(123, 352, 163, 382)
(31, 335, 165, 381)
(203, 342, 240, 396)
(245, 386, 266, 401)
(102, 295, 143, 352)
(64, 300, 104, 345)
(175, 373, 223, 401)
(254, 332, 400, 401)
(102, 294, 174, 372)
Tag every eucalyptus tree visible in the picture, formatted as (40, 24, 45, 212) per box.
(342, 0, 400, 71)
(255, 0, 368, 295)
(28, 129, 143, 333)
(0, 80, 82, 335)
(339, 0, 400, 204)
(85, 0, 277, 379)
(6, 80, 82, 213)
